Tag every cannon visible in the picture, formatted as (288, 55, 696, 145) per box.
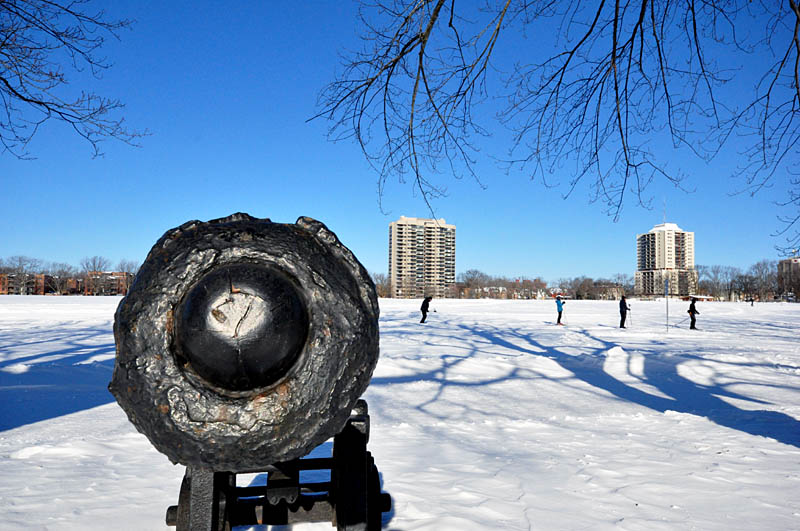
(109, 213, 391, 530)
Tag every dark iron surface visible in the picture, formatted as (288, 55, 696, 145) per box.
(109, 213, 379, 470)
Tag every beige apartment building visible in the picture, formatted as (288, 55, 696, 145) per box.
(388, 216, 456, 298)
(778, 257, 800, 295)
(635, 222, 698, 296)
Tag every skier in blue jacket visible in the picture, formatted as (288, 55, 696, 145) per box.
(555, 296, 565, 325)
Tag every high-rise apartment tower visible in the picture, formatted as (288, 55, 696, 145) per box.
(778, 257, 800, 295)
(388, 216, 456, 298)
(635, 222, 698, 296)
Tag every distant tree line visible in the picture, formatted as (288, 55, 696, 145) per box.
(9, 256, 785, 299)
(0, 255, 139, 295)
(457, 270, 553, 299)
(371, 270, 635, 300)
(696, 259, 793, 301)
(547, 274, 635, 300)
(371, 258, 797, 301)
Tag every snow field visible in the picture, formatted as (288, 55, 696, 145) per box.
(1, 296, 799, 529)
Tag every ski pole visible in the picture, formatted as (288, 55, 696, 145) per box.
(672, 316, 689, 328)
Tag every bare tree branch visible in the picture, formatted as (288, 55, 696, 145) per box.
(318, 1, 800, 249)
(0, 0, 145, 158)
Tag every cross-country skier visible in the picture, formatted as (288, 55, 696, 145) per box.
(619, 295, 630, 328)
(555, 295, 565, 325)
(420, 296, 432, 323)
(688, 297, 700, 330)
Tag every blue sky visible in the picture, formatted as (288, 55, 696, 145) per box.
(1, 2, 794, 282)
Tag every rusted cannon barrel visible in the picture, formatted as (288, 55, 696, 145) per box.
(109, 213, 379, 470)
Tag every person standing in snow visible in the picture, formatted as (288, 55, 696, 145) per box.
(420, 296, 432, 323)
(688, 297, 700, 330)
(619, 295, 630, 328)
(555, 295, 565, 325)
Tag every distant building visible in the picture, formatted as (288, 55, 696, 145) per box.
(593, 282, 625, 300)
(388, 216, 456, 298)
(65, 277, 84, 295)
(777, 257, 800, 295)
(0, 272, 128, 296)
(85, 271, 133, 296)
(33, 274, 54, 295)
(0, 273, 35, 295)
(635, 222, 698, 296)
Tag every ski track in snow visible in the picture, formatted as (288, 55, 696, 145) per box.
(1, 296, 799, 530)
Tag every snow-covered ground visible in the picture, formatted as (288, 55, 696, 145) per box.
(1, 296, 798, 530)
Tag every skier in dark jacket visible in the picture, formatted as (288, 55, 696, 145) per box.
(420, 296, 432, 323)
(619, 296, 630, 328)
(688, 297, 700, 329)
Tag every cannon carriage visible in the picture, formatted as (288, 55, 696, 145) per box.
(109, 213, 391, 530)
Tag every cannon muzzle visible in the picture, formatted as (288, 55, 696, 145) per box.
(109, 213, 379, 471)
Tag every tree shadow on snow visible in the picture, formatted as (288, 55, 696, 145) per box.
(473, 322, 800, 447)
(0, 324, 115, 431)
(372, 316, 800, 448)
(372, 318, 549, 423)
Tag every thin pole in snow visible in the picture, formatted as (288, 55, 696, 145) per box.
(665, 278, 669, 333)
